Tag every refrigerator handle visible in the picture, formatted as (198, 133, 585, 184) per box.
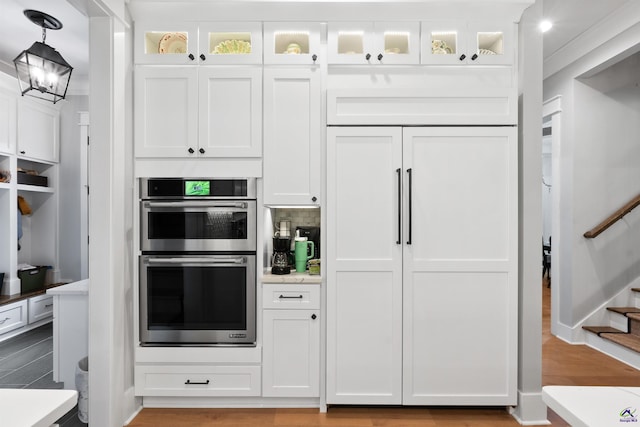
(396, 168, 402, 245)
(407, 168, 412, 245)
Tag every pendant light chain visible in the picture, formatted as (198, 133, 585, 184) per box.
(42, 27, 47, 44)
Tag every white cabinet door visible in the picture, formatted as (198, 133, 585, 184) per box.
(198, 67, 262, 157)
(263, 68, 321, 205)
(17, 100, 59, 163)
(326, 127, 403, 404)
(262, 309, 320, 397)
(0, 89, 16, 154)
(134, 66, 198, 158)
(402, 127, 517, 405)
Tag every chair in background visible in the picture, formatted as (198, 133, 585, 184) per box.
(543, 236, 551, 286)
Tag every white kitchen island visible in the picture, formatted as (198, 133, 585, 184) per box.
(47, 279, 89, 390)
(543, 385, 640, 426)
(0, 389, 78, 427)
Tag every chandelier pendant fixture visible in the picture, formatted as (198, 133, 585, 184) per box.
(13, 10, 73, 104)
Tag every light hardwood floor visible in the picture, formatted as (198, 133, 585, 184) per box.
(127, 281, 640, 426)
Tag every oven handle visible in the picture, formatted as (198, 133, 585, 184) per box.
(143, 201, 249, 209)
(147, 257, 247, 265)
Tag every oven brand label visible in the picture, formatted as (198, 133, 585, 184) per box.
(229, 334, 247, 339)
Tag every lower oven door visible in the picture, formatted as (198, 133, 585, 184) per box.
(139, 254, 256, 345)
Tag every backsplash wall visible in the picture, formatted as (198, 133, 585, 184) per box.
(272, 208, 320, 236)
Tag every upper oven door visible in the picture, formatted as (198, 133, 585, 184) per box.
(141, 200, 256, 252)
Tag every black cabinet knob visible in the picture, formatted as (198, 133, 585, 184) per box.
(20, 150, 25, 155)
(199, 148, 205, 154)
(188, 53, 195, 61)
(188, 147, 195, 154)
(365, 53, 371, 61)
(200, 54, 206, 61)
(377, 53, 383, 61)
(311, 314, 317, 320)
(459, 54, 466, 61)
(471, 53, 478, 61)
(311, 196, 317, 202)
(312, 54, 317, 63)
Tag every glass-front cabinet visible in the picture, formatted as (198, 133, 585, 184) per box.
(263, 23, 322, 65)
(328, 22, 420, 65)
(421, 21, 514, 65)
(134, 22, 262, 64)
(199, 22, 262, 64)
(135, 22, 199, 64)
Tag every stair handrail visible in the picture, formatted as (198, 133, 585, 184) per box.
(584, 194, 640, 238)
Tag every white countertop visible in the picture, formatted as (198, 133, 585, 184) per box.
(262, 270, 322, 284)
(0, 389, 78, 427)
(47, 279, 89, 295)
(543, 385, 640, 426)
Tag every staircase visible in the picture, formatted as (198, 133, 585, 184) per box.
(583, 288, 640, 357)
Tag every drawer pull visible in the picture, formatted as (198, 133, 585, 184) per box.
(0, 317, 10, 325)
(279, 295, 303, 299)
(44, 304, 53, 308)
(185, 379, 210, 385)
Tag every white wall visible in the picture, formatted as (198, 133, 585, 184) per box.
(59, 95, 89, 282)
(543, 12, 640, 331)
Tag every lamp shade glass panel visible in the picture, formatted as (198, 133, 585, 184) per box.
(14, 42, 73, 104)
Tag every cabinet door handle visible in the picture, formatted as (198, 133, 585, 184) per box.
(311, 314, 317, 320)
(311, 196, 317, 202)
(198, 148, 205, 154)
(471, 53, 478, 61)
(459, 54, 466, 61)
(45, 304, 53, 308)
(20, 151, 26, 155)
(365, 53, 371, 61)
(185, 379, 210, 385)
(199, 54, 206, 61)
(377, 53, 383, 61)
(188, 53, 195, 61)
(396, 168, 402, 245)
(279, 295, 303, 299)
(188, 147, 195, 154)
(312, 54, 317, 63)
(0, 317, 10, 325)
(407, 168, 412, 245)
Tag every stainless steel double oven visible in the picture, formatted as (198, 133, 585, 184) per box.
(139, 178, 256, 346)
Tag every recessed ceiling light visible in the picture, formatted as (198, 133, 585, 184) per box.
(539, 20, 553, 33)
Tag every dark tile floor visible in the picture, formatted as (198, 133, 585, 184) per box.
(0, 323, 86, 426)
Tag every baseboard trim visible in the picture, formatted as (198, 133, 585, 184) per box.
(510, 390, 550, 426)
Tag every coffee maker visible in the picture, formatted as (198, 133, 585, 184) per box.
(272, 237, 291, 274)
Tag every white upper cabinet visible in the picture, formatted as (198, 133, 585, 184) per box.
(421, 21, 514, 65)
(263, 22, 322, 65)
(134, 66, 262, 158)
(17, 99, 59, 163)
(0, 89, 16, 155)
(263, 67, 321, 205)
(135, 22, 262, 65)
(328, 22, 420, 65)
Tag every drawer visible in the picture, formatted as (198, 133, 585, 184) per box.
(0, 300, 28, 335)
(135, 365, 261, 397)
(28, 294, 53, 324)
(262, 284, 320, 309)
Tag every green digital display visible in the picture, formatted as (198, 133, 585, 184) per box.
(185, 180, 210, 196)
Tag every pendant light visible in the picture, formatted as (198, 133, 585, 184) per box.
(13, 10, 73, 104)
